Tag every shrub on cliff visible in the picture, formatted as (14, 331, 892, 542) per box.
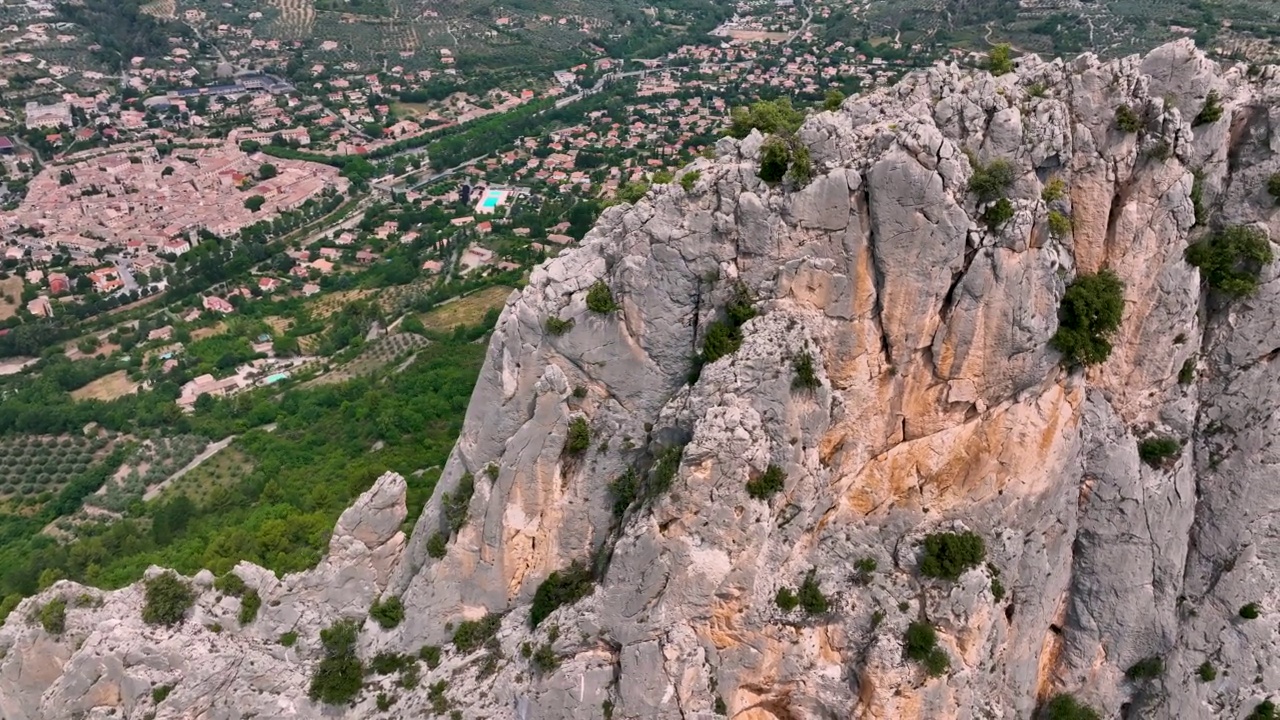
(984, 198, 1015, 230)
(529, 561, 595, 628)
(39, 597, 66, 634)
(759, 136, 791, 183)
(1115, 104, 1143, 133)
(968, 157, 1016, 203)
(903, 621, 949, 676)
(1138, 436, 1181, 468)
(727, 98, 805, 139)
(1268, 173, 1280, 203)
(1047, 210, 1072, 238)
(452, 613, 501, 653)
(792, 351, 821, 392)
(1040, 693, 1101, 720)
(586, 281, 618, 313)
(238, 589, 261, 625)
(369, 595, 404, 629)
(680, 170, 701, 192)
(309, 619, 363, 705)
(443, 473, 474, 534)
(565, 417, 591, 454)
(1186, 225, 1274, 298)
(1193, 90, 1224, 126)
(1050, 270, 1125, 366)
(746, 464, 786, 500)
(142, 572, 195, 626)
(988, 44, 1014, 76)
(919, 531, 986, 581)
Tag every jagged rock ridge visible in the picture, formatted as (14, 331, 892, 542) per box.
(4, 39, 1280, 720)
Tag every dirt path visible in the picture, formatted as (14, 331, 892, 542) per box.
(142, 435, 236, 501)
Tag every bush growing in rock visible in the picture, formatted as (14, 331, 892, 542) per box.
(1125, 656, 1164, 681)
(1240, 602, 1261, 619)
(309, 619, 363, 705)
(1047, 210, 1072, 238)
(1197, 661, 1217, 682)
(442, 473, 475, 534)
(1042, 178, 1067, 203)
(1040, 693, 1101, 720)
(1179, 358, 1196, 385)
(426, 532, 448, 558)
(1194, 90, 1224, 126)
(529, 561, 595, 628)
(419, 644, 441, 668)
(968, 157, 1015, 202)
(1248, 700, 1277, 720)
(746, 464, 787, 500)
(903, 621, 950, 676)
(452, 613, 501, 653)
(142, 572, 195, 626)
(792, 352, 821, 392)
(1050, 270, 1126, 366)
(1138, 437, 1181, 468)
(565, 417, 591, 454)
(608, 468, 639, 518)
(39, 597, 66, 635)
(796, 570, 829, 614)
(787, 145, 813, 186)
(545, 317, 574, 335)
(238, 589, 261, 625)
(1268, 173, 1280, 203)
(727, 98, 805, 139)
(775, 586, 799, 612)
(1186, 225, 1274, 298)
(586, 281, 618, 314)
(984, 198, 1015, 230)
(920, 531, 986, 581)
(988, 44, 1014, 76)
(1114, 104, 1143, 133)
(531, 643, 559, 674)
(214, 572, 246, 597)
(369, 595, 405, 629)
(680, 170, 701, 192)
(759, 137, 792, 183)
(279, 631, 298, 646)
(853, 558, 877, 585)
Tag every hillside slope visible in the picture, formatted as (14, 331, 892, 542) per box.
(4, 39, 1280, 720)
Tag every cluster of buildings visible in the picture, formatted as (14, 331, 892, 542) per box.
(0, 143, 349, 269)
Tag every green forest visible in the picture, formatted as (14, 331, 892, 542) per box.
(0, 337, 487, 621)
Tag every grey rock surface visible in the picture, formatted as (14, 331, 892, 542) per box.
(4, 39, 1280, 720)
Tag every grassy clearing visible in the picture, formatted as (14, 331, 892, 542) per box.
(419, 286, 512, 332)
(156, 447, 254, 507)
(191, 322, 228, 341)
(0, 276, 21, 321)
(70, 370, 140, 402)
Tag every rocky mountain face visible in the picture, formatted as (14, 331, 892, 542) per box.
(5, 39, 1280, 720)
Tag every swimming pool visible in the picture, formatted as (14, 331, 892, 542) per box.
(264, 372, 289, 384)
(476, 188, 508, 212)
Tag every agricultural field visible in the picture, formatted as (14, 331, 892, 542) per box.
(82, 435, 207, 516)
(0, 276, 22, 321)
(151, 445, 254, 507)
(69, 370, 140, 402)
(308, 331, 430, 385)
(309, 288, 376, 319)
(0, 433, 115, 512)
(419, 285, 512, 332)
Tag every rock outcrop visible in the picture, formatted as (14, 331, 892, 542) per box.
(5, 40, 1280, 720)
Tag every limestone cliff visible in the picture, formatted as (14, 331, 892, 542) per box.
(5, 40, 1280, 720)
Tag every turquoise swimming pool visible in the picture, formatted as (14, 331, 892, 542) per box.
(478, 188, 506, 210)
(265, 372, 289, 384)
